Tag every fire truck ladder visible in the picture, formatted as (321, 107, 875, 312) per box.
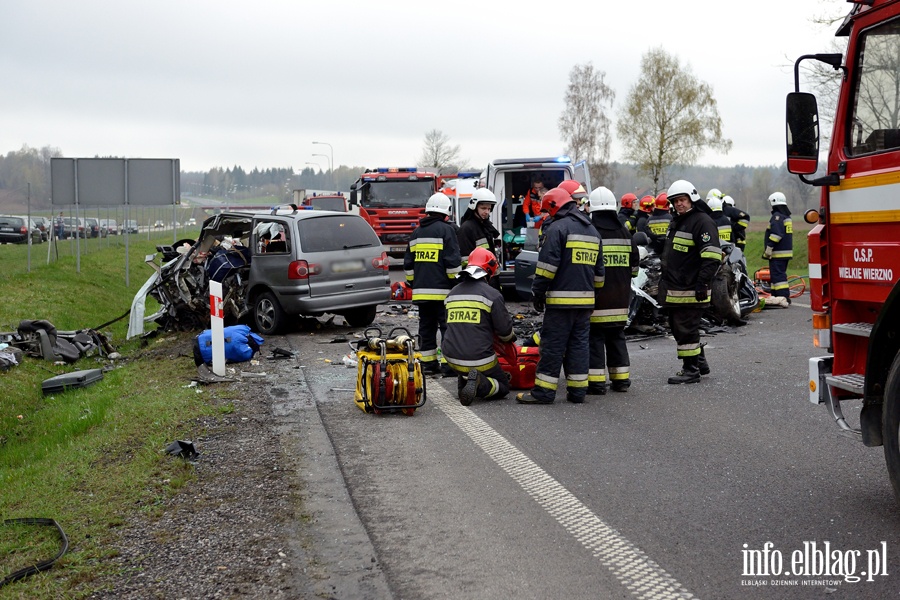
(822, 322, 873, 438)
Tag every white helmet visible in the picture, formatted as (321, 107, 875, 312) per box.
(467, 187, 497, 212)
(705, 188, 723, 204)
(667, 180, 701, 203)
(588, 186, 617, 212)
(707, 196, 724, 211)
(768, 191, 787, 207)
(425, 192, 452, 216)
(722, 195, 735, 206)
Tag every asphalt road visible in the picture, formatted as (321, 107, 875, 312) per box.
(262, 294, 900, 600)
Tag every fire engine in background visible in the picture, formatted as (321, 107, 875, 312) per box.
(303, 192, 349, 212)
(787, 0, 900, 501)
(480, 156, 591, 295)
(349, 167, 439, 257)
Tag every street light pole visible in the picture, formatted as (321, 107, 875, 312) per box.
(313, 153, 332, 190)
(313, 141, 334, 189)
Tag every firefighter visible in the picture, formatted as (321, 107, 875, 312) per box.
(763, 191, 793, 303)
(705, 188, 723, 205)
(404, 192, 462, 376)
(517, 187, 604, 404)
(706, 194, 733, 244)
(644, 192, 672, 254)
(586, 186, 639, 394)
(618, 192, 638, 232)
(521, 175, 547, 230)
(722, 195, 750, 251)
(635, 195, 654, 235)
(442, 247, 516, 406)
(458, 187, 500, 262)
(558, 180, 589, 213)
(660, 180, 722, 384)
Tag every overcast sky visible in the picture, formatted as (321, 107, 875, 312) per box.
(1, 1, 842, 174)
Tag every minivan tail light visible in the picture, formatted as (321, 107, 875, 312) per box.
(372, 252, 390, 271)
(289, 260, 321, 279)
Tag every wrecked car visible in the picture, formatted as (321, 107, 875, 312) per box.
(128, 208, 392, 337)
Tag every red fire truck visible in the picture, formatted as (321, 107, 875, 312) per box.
(349, 167, 439, 257)
(787, 0, 900, 500)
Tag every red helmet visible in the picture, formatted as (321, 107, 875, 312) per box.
(558, 180, 587, 201)
(466, 247, 499, 278)
(654, 193, 669, 211)
(540, 188, 574, 217)
(620, 193, 637, 210)
(639, 195, 655, 213)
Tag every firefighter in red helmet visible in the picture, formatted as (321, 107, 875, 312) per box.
(618, 192, 638, 232)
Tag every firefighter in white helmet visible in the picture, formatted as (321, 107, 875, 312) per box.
(457, 187, 500, 263)
(660, 180, 722, 384)
(586, 186, 640, 394)
(404, 192, 462, 376)
(763, 191, 793, 303)
(722, 195, 750, 251)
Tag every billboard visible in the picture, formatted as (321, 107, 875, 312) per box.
(51, 158, 180, 206)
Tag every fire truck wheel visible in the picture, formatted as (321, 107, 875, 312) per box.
(883, 353, 900, 502)
(254, 291, 284, 335)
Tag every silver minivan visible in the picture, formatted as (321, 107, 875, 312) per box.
(132, 208, 391, 337)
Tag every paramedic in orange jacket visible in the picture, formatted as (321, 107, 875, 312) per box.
(521, 176, 547, 229)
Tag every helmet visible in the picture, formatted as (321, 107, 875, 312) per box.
(425, 192, 452, 216)
(620, 193, 637, 210)
(558, 180, 588, 201)
(639, 195, 655, 214)
(467, 187, 497, 212)
(723, 195, 735, 206)
(464, 247, 499, 279)
(667, 180, 701, 203)
(707, 196, 724, 211)
(588, 186, 617, 212)
(705, 188, 723, 203)
(768, 191, 787, 206)
(540, 188, 573, 217)
(654, 193, 669, 211)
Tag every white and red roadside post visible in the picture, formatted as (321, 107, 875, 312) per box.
(209, 281, 225, 376)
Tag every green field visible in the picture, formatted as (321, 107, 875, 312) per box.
(0, 230, 234, 599)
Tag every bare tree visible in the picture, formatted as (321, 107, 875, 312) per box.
(418, 129, 463, 173)
(558, 62, 616, 188)
(617, 47, 732, 193)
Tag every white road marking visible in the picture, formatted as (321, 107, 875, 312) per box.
(432, 385, 697, 599)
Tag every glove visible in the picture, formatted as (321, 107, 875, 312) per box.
(532, 295, 546, 313)
(695, 287, 708, 302)
(762, 247, 773, 260)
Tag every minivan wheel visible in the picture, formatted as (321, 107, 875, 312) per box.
(254, 291, 284, 335)
(342, 305, 378, 328)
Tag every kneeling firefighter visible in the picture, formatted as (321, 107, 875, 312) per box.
(441, 247, 516, 406)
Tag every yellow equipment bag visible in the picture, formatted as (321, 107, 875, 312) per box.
(353, 327, 426, 415)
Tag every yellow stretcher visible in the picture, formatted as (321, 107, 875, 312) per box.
(353, 327, 426, 415)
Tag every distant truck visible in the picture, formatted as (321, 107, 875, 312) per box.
(480, 156, 591, 295)
(349, 167, 439, 257)
(303, 192, 349, 212)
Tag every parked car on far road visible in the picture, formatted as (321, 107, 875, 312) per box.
(84, 218, 101, 238)
(99, 219, 119, 236)
(0, 215, 43, 244)
(123, 220, 139, 234)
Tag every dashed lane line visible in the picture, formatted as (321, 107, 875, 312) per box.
(431, 384, 697, 600)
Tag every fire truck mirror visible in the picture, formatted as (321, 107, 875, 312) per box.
(786, 91, 820, 174)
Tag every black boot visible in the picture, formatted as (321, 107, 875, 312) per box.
(587, 383, 607, 395)
(697, 347, 710, 376)
(668, 358, 701, 384)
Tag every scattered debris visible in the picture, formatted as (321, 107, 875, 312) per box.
(193, 364, 238, 384)
(165, 440, 199, 461)
(0, 518, 69, 588)
(267, 347, 294, 360)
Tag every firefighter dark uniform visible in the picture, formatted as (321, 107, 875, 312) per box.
(517, 188, 604, 404)
(644, 202, 672, 255)
(442, 249, 515, 406)
(457, 189, 501, 262)
(723, 198, 750, 251)
(403, 194, 462, 374)
(708, 200, 733, 245)
(587, 187, 639, 394)
(764, 192, 793, 302)
(660, 180, 723, 384)
(618, 193, 638, 233)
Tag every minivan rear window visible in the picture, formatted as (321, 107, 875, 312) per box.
(297, 215, 380, 253)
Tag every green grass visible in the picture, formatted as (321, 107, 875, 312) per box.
(0, 231, 221, 598)
(744, 227, 809, 280)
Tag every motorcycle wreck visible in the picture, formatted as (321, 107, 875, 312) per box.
(626, 233, 759, 335)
